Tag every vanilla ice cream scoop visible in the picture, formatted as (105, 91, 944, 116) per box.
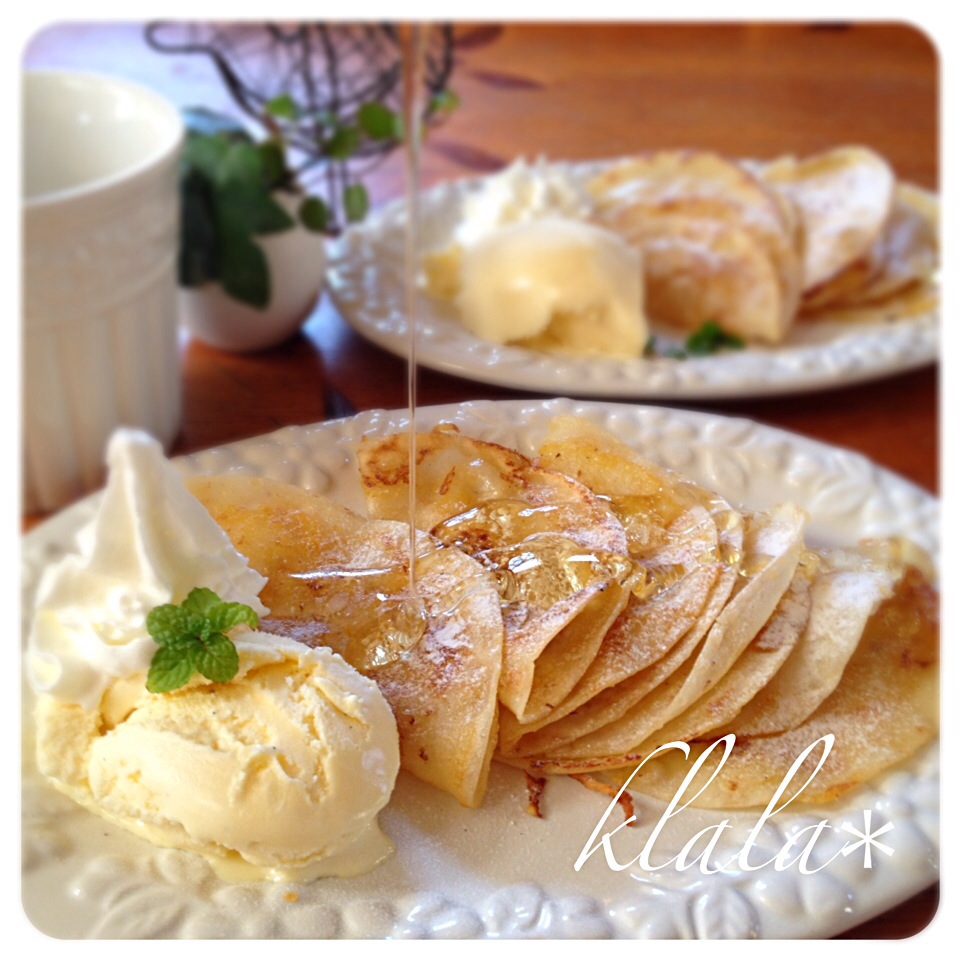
(28, 428, 401, 880)
(456, 217, 648, 357)
(35, 632, 400, 881)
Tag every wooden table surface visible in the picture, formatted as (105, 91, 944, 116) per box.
(23, 21, 939, 939)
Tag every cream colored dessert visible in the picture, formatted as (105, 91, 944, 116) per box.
(421, 156, 592, 302)
(28, 429, 400, 880)
(421, 158, 648, 357)
(35, 632, 400, 881)
(456, 217, 647, 357)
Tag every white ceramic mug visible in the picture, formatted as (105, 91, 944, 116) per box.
(22, 70, 184, 512)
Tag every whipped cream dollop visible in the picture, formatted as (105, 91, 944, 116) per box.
(453, 156, 593, 248)
(27, 429, 269, 709)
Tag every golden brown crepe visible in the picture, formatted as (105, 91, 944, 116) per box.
(357, 426, 635, 724)
(588, 150, 801, 341)
(623, 561, 813, 752)
(712, 548, 903, 737)
(607, 566, 938, 807)
(757, 145, 896, 291)
(505, 502, 807, 772)
(800, 183, 938, 313)
(497, 513, 722, 753)
(186, 473, 504, 808)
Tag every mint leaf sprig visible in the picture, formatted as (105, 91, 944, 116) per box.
(645, 320, 747, 360)
(145, 588, 259, 693)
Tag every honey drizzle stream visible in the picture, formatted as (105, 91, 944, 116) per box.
(400, 22, 426, 599)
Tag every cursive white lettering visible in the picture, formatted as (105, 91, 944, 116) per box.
(735, 734, 835, 871)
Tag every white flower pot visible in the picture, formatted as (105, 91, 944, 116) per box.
(180, 193, 328, 352)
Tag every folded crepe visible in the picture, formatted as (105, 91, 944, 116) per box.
(357, 426, 635, 724)
(186, 473, 503, 808)
(506, 501, 807, 771)
(499, 416, 746, 753)
(609, 566, 938, 807)
(706, 547, 904, 737)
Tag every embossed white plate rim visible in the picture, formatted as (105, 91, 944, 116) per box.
(325, 161, 939, 400)
(21, 399, 939, 940)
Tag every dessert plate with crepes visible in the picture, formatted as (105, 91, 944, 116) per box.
(328, 148, 939, 399)
(21, 398, 939, 939)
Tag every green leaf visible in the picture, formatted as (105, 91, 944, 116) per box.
(182, 107, 249, 140)
(215, 142, 294, 236)
(194, 633, 241, 683)
(144, 589, 256, 693)
(147, 643, 199, 693)
(220, 181, 295, 236)
(216, 141, 264, 189)
(178, 168, 219, 287)
(428, 88, 460, 115)
(181, 587, 223, 616)
(207, 601, 260, 634)
(298, 195, 330, 232)
(343, 183, 369, 223)
(265, 93, 299, 120)
(257, 140, 288, 188)
(146, 604, 208, 647)
(182, 134, 230, 181)
(326, 125, 360, 160)
(218, 226, 271, 308)
(357, 101, 400, 140)
(684, 320, 745, 356)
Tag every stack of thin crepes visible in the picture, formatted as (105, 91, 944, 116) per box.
(187, 416, 939, 811)
(588, 145, 939, 343)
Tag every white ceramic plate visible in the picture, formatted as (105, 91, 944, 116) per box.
(325, 164, 939, 400)
(21, 400, 939, 939)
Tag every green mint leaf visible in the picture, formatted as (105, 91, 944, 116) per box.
(145, 588, 253, 693)
(298, 195, 330, 232)
(195, 632, 241, 683)
(343, 183, 369, 223)
(207, 601, 260, 634)
(216, 205, 272, 308)
(357, 101, 400, 141)
(182, 134, 230, 181)
(221, 183, 294, 236)
(684, 320, 746, 356)
(265, 93, 299, 120)
(181, 587, 223, 616)
(216, 140, 264, 188)
(178, 168, 219, 287)
(643, 335, 658, 358)
(146, 604, 208, 646)
(147, 642, 200, 693)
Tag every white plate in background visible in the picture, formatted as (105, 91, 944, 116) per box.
(326, 164, 939, 400)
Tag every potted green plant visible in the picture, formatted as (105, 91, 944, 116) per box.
(177, 104, 331, 352)
(151, 24, 460, 351)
